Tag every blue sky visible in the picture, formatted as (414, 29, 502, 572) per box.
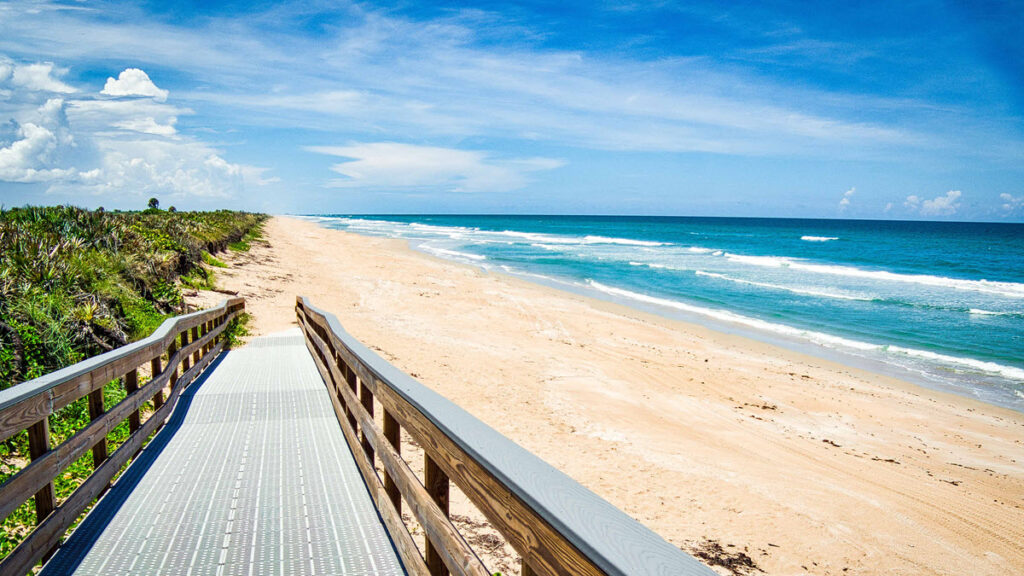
(0, 0, 1022, 220)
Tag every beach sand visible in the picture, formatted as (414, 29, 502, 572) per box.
(189, 216, 1024, 575)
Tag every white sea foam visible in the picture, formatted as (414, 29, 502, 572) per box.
(587, 281, 877, 350)
(587, 281, 1024, 381)
(687, 246, 715, 253)
(694, 271, 872, 301)
(723, 253, 1024, 298)
(968, 308, 1009, 316)
(887, 347, 1024, 381)
(801, 236, 839, 242)
(420, 246, 486, 261)
(582, 235, 665, 246)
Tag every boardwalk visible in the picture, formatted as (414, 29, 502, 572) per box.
(41, 329, 405, 576)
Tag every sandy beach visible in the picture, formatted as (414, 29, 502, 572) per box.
(189, 216, 1024, 576)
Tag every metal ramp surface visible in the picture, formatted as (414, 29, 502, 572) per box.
(41, 329, 405, 576)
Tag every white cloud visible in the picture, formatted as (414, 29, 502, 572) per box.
(838, 186, 855, 209)
(113, 116, 177, 136)
(1000, 193, 1023, 214)
(0, 98, 77, 182)
(0, 55, 267, 199)
(307, 142, 564, 192)
(101, 68, 168, 101)
(905, 190, 961, 217)
(10, 62, 76, 93)
(0, 122, 71, 182)
(77, 138, 251, 197)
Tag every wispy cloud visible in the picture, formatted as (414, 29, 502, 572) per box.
(838, 186, 855, 210)
(0, 1, 923, 158)
(308, 142, 564, 192)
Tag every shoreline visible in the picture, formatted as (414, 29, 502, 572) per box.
(191, 216, 1024, 576)
(404, 244, 1018, 411)
(303, 214, 1024, 413)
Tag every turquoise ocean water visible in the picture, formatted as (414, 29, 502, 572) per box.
(307, 215, 1024, 411)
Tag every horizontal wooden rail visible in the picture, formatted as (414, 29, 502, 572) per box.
(296, 296, 713, 576)
(0, 298, 244, 576)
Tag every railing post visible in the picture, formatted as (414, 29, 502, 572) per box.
(343, 362, 358, 432)
(383, 411, 401, 514)
(87, 387, 109, 472)
(151, 356, 165, 410)
(27, 418, 57, 559)
(425, 455, 450, 576)
(521, 559, 536, 576)
(125, 369, 141, 434)
(360, 381, 374, 462)
(191, 326, 200, 365)
(168, 340, 179, 392)
(180, 330, 191, 373)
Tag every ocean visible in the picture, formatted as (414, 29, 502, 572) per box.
(306, 215, 1024, 411)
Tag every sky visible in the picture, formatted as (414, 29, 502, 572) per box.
(0, 0, 1022, 220)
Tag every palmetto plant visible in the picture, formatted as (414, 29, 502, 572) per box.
(0, 205, 265, 389)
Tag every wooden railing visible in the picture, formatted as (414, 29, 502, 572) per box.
(297, 296, 713, 576)
(0, 297, 244, 576)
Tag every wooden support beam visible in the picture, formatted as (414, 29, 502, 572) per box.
(425, 455, 451, 576)
(383, 411, 401, 514)
(151, 357, 164, 411)
(124, 369, 140, 434)
(342, 362, 358, 432)
(87, 388, 108, 470)
(168, 341, 179, 391)
(191, 326, 200, 365)
(27, 418, 57, 561)
(360, 381, 374, 462)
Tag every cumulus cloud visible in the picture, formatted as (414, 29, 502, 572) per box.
(905, 190, 961, 217)
(0, 55, 267, 199)
(101, 68, 169, 101)
(0, 98, 78, 182)
(307, 142, 564, 192)
(1000, 193, 1023, 214)
(10, 62, 77, 93)
(838, 186, 855, 209)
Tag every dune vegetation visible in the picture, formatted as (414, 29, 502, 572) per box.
(0, 202, 265, 560)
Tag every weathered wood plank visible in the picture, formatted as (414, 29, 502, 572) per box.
(374, 383, 603, 576)
(321, 348, 489, 576)
(27, 419, 55, 526)
(124, 369, 140, 434)
(0, 363, 174, 522)
(0, 362, 184, 576)
(150, 357, 164, 411)
(297, 295, 714, 576)
(0, 302, 238, 572)
(190, 326, 200, 366)
(301, 327, 431, 576)
(0, 298, 242, 444)
(0, 393, 49, 445)
(384, 411, 402, 514)
(426, 455, 451, 576)
(360, 381, 375, 463)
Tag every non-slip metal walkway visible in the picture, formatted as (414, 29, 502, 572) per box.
(41, 329, 405, 576)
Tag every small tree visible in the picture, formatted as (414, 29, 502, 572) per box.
(167, 206, 177, 213)
(147, 197, 160, 210)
